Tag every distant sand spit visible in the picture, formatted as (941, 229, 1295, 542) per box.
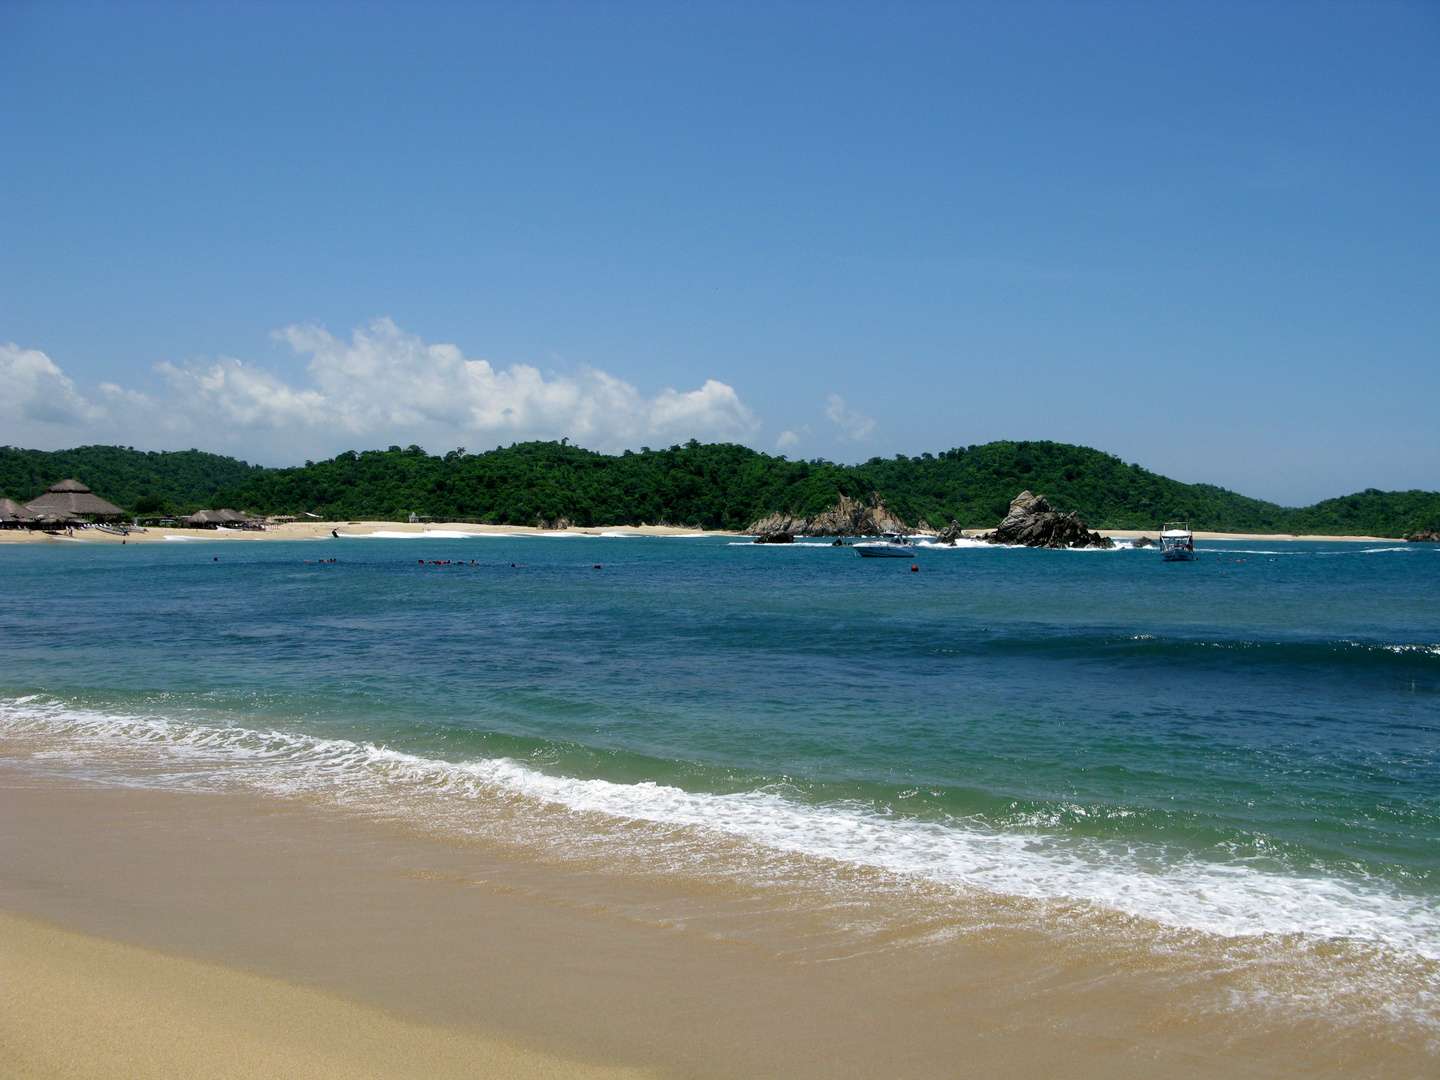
(0, 520, 1402, 544)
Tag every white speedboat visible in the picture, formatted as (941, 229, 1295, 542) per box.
(855, 532, 916, 558)
(1159, 522, 1195, 562)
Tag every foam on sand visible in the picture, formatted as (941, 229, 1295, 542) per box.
(4, 695, 1437, 966)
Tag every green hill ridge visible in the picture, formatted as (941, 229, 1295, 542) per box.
(2, 440, 1436, 537)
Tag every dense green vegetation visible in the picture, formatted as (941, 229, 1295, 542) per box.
(211, 439, 1435, 534)
(0, 445, 267, 514)
(1285, 489, 1440, 539)
(4, 440, 1436, 536)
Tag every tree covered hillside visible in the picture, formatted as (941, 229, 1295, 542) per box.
(4, 440, 1435, 536)
(1285, 489, 1440, 538)
(210, 439, 1433, 536)
(0, 445, 268, 514)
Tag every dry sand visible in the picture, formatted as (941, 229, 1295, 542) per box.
(0, 912, 653, 1080)
(0, 520, 1403, 544)
(0, 520, 730, 545)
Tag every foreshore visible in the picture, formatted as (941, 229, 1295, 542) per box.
(0, 911, 651, 1080)
(0, 520, 1405, 544)
(1, 765, 1431, 1079)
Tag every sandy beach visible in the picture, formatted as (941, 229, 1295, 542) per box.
(0, 910, 652, 1080)
(1, 764, 1432, 1080)
(0, 520, 735, 545)
(0, 519, 1405, 544)
(2, 523, 1433, 1077)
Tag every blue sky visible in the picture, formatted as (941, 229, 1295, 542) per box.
(1, 0, 1436, 506)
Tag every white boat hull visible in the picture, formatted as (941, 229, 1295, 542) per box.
(1159, 522, 1195, 562)
(855, 543, 915, 558)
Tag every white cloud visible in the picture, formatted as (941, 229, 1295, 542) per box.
(1, 320, 760, 462)
(825, 394, 878, 441)
(775, 425, 809, 451)
(0, 343, 108, 427)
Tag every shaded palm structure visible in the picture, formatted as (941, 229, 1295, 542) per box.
(24, 479, 126, 521)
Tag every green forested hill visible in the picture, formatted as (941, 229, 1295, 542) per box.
(846, 441, 1290, 532)
(0, 445, 268, 514)
(1284, 489, 1440, 538)
(211, 439, 1436, 536)
(3, 440, 1436, 536)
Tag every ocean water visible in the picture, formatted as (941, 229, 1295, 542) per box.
(2, 533, 1438, 1031)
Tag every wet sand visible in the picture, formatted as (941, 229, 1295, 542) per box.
(1, 768, 1432, 1079)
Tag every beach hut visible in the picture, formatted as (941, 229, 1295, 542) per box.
(183, 508, 254, 527)
(0, 497, 37, 529)
(24, 479, 126, 521)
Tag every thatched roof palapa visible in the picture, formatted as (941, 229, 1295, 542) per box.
(0, 497, 37, 523)
(184, 508, 251, 526)
(25, 479, 126, 519)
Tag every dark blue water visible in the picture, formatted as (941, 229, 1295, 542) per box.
(2, 534, 1438, 950)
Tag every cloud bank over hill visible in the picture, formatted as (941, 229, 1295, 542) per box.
(0, 319, 760, 463)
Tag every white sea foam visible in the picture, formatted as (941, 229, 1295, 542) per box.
(3, 696, 1438, 963)
(356, 530, 493, 539)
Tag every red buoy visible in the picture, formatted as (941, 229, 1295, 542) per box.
(910, 564, 919, 572)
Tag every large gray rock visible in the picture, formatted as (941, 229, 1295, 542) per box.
(1406, 529, 1440, 542)
(753, 531, 794, 544)
(934, 520, 965, 545)
(979, 491, 1114, 549)
(748, 493, 910, 538)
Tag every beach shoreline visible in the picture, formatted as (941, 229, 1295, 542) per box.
(0, 519, 1407, 544)
(1, 765, 1433, 1079)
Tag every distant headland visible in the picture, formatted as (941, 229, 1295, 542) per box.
(1, 440, 1437, 539)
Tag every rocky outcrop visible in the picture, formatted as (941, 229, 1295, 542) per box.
(534, 515, 572, 530)
(934, 520, 965, 545)
(1132, 535, 1155, 548)
(1406, 529, 1440, 542)
(753, 531, 794, 544)
(747, 493, 909, 538)
(980, 491, 1114, 549)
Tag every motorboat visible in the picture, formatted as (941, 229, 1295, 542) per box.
(1159, 521, 1195, 562)
(855, 532, 916, 558)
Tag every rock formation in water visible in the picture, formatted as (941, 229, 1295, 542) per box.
(1405, 529, 1440, 542)
(748, 493, 910, 538)
(934, 520, 965, 545)
(1132, 535, 1155, 548)
(752, 531, 794, 544)
(979, 491, 1114, 549)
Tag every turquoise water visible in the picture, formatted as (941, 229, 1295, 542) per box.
(2, 533, 1438, 957)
